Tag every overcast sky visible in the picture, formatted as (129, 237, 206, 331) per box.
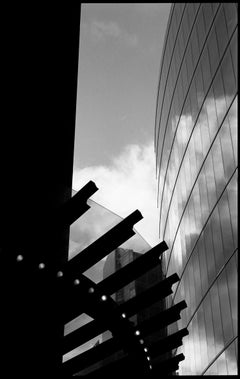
(72, 3, 171, 247)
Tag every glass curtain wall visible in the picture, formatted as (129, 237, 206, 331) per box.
(155, 3, 238, 375)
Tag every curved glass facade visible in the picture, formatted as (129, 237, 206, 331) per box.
(155, 3, 238, 375)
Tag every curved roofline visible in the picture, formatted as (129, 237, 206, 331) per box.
(72, 187, 151, 248)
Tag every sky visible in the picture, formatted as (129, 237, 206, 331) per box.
(66, 3, 171, 363)
(73, 3, 171, 246)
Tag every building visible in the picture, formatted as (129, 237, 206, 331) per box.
(155, 3, 237, 375)
(102, 247, 169, 366)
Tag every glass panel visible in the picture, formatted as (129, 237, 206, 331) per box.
(221, 48, 237, 108)
(211, 3, 219, 14)
(211, 135, 226, 197)
(204, 152, 217, 211)
(227, 96, 237, 164)
(230, 30, 238, 86)
(208, 28, 220, 77)
(212, 71, 227, 126)
(215, 5, 229, 58)
(210, 207, 225, 272)
(223, 3, 238, 37)
(210, 283, 225, 354)
(187, 3, 197, 31)
(225, 340, 238, 375)
(204, 225, 216, 285)
(219, 117, 236, 181)
(191, 27, 200, 70)
(195, 66, 204, 112)
(225, 252, 238, 336)
(202, 3, 214, 33)
(185, 44, 194, 84)
(203, 295, 216, 363)
(226, 172, 238, 248)
(200, 49, 212, 93)
(198, 236, 209, 295)
(196, 7, 206, 53)
(218, 269, 234, 344)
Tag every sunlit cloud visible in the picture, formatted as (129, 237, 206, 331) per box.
(73, 142, 160, 247)
(90, 20, 139, 47)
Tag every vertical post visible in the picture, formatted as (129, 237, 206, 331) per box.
(1, 4, 81, 376)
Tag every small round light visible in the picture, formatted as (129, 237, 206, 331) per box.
(121, 313, 126, 319)
(88, 287, 95, 294)
(73, 279, 80, 286)
(57, 271, 63, 278)
(144, 348, 148, 352)
(147, 356, 150, 361)
(149, 365, 152, 370)
(135, 330, 140, 336)
(101, 295, 107, 301)
(16, 255, 24, 262)
(38, 263, 45, 270)
(139, 339, 144, 344)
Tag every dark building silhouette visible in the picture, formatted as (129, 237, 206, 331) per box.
(1, 4, 81, 376)
(155, 3, 238, 375)
(102, 247, 169, 363)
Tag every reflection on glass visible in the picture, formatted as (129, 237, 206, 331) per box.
(155, 3, 238, 375)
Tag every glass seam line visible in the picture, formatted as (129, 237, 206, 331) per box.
(201, 335, 238, 375)
(163, 27, 238, 273)
(155, 3, 189, 168)
(154, 3, 175, 154)
(165, 88, 237, 274)
(171, 165, 238, 307)
(184, 247, 238, 328)
(157, 3, 221, 234)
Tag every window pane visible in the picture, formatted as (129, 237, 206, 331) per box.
(223, 3, 238, 37)
(215, 5, 229, 58)
(202, 3, 214, 33)
(221, 49, 237, 107)
(208, 29, 219, 77)
(196, 7, 206, 52)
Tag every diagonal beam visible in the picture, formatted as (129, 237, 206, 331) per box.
(62, 319, 105, 355)
(56, 181, 98, 227)
(118, 273, 179, 317)
(62, 301, 187, 355)
(149, 328, 189, 357)
(134, 300, 187, 337)
(153, 353, 185, 374)
(65, 210, 143, 276)
(62, 337, 123, 375)
(97, 241, 168, 296)
(62, 274, 180, 354)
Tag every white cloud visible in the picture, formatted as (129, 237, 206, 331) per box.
(90, 20, 139, 47)
(73, 142, 161, 247)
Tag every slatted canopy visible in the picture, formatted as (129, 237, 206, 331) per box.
(8, 182, 188, 377)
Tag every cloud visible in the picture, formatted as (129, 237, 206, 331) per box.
(159, 95, 237, 270)
(73, 142, 161, 248)
(90, 20, 139, 47)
